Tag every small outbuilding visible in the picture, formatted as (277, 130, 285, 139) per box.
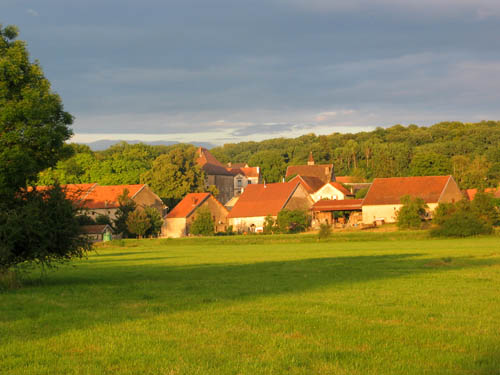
(312, 199, 363, 227)
(163, 193, 228, 238)
(80, 224, 114, 242)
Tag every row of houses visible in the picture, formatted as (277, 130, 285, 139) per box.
(163, 152, 470, 237)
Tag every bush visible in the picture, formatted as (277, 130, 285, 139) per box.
(126, 209, 151, 239)
(470, 192, 500, 226)
(355, 187, 369, 199)
(318, 223, 332, 239)
(263, 215, 276, 234)
(276, 210, 310, 233)
(95, 214, 112, 226)
(396, 195, 428, 230)
(190, 208, 214, 236)
(431, 210, 493, 237)
(0, 186, 92, 272)
(144, 207, 163, 237)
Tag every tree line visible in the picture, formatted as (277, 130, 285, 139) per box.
(38, 121, 500, 193)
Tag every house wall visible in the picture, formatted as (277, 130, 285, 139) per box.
(229, 216, 268, 233)
(186, 197, 229, 234)
(86, 208, 119, 221)
(311, 184, 347, 202)
(362, 203, 439, 224)
(134, 186, 166, 215)
(438, 178, 464, 204)
(206, 174, 234, 204)
(284, 186, 314, 211)
(164, 218, 187, 238)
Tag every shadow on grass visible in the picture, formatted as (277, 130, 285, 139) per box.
(2, 253, 499, 343)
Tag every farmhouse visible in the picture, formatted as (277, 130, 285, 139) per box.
(229, 166, 261, 196)
(33, 183, 165, 220)
(311, 181, 354, 202)
(80, 224, 114, 242)
(285, 152, 335, 187)
(163, 193, 228, 238)
(362, 175, 463, 224)
(228, 181, 313, 232)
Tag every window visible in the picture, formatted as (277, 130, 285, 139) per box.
(237, 179, 242, 187)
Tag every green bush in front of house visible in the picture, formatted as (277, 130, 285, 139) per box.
(190, 208, 215, 236)
(396, 195, 428, 230)
(276, 210, 310, 234)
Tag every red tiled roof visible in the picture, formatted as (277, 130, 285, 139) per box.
(336, 176, 357, 183)
(196, 147, 233, 176)
(312, 199, 363, 211)
(329, 182, 353, 196)
(363, 176, 452, 206)
(166, 193, 211, 218)
(30, 183, 97, 203)
(289, 175, 324, 193)
(228, 182, 300, 218)
(228, 163, 248, 168)
(465, 188, 500, 201)
(228, 166, 260, 178)
(285, 164, 334, 184)
(82, 184, 145, 209)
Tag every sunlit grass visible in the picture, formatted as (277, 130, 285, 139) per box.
(1, 233, 499, 374)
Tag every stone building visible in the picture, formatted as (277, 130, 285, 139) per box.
(163, 192, 228, 237)
(196, 147, 235, 204)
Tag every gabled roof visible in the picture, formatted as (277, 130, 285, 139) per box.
(166, 192, 211, 218)
(196, 147, 233, 176)
(336, 176, 357, 183)
(285, 164, 334, 184)
(464, 188, 500, 201)
(31, 183, 97, 202)
(227, 166, 260, 179)
(82, 184, 145, 209)
(227, 181, 301, 218)
(80, 224, 114, 234)
(289, 175, 324, 194)
(363, 176, 453, 206)
(328, 182, 353, 196)
(312, 199, 363, 211)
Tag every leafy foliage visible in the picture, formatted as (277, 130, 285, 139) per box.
(263, 215, 276, 234)
(396, 195, 428, 230)
(276, 210, 310, 233)
(0, 186, 92, 271)
(318, 223, 332, 239)
(126, 209, 151, 239)
(190, 207, 214, 236)
(113, 189, 136, 238)
(144, 207, 163, 238)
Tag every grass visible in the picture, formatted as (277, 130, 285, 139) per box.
(1, 232, 500, 374)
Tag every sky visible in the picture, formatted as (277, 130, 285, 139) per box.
(2, 0, 500, 145)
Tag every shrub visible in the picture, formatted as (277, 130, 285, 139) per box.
(355, 187, 369, 199)
(276, 210, 310, 233)
(318, 223, 332, 239)
(190, 208, 214, 236)
(144, 207, 163, 237)
(95, 214, 112, 226)
(470, 192, 500, 226)
(431, 210, 493, 237)
(263, 215, 276, 234)
(396, 195, 428, 230)
(126, 209, 151, 239)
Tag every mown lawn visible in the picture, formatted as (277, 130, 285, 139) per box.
(1, 232, 500, 374)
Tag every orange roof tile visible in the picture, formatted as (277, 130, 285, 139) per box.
(285, 164, 334, 184)
(465, 188, 499, 201)
(227, 182, 300, 218)
(31, 183, 97, 203)
(312, 199, 363, 211)
(166, 193, 211, 218)
(329, 182, 353, 196)
(363, 176, 452, 206)
(196, 147, 233, 176)
(335, 176, 357, 183)
(289, 175, 324, 193)
(82, 184, 145, 209)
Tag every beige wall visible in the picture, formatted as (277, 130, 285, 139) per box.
(311, 184, 347, 202)
(164, 218, 187, 238)
(229, 216, 268, 233)
(134, 186, 166, 215)
(362, 202, 439, 224)
(186, 197, 229, 234)
(438, 177, 463, 204)
(86, 208, 119, 221)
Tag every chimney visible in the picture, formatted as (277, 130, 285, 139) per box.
(308, 151, 315, 166)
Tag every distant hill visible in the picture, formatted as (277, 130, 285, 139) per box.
(82, 139, 216, 151)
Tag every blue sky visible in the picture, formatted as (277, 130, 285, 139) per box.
(2, 0, 500, 145)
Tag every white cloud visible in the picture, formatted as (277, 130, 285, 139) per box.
(27, 8, 39, 17)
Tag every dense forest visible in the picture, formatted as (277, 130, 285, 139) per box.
(37, 121, 500, 193)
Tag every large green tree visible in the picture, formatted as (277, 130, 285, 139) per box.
(0, 25, 91, 271)
(140, 145, 205, 201)
(0, 25, 73, 197)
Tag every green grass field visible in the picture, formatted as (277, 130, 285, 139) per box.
(1, 232, 500, 374)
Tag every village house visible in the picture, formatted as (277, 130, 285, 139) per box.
(163, 193, 228, 238)
(285, 152, 336, 192)
(227, 181, 314, 233)
(361, 175, 463, 224)
(34, 183, 166, 220)
(229, 166, 261, 196)
(310, 181, 354, 202)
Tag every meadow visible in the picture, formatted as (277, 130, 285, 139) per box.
(1, 232, 500, 374)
